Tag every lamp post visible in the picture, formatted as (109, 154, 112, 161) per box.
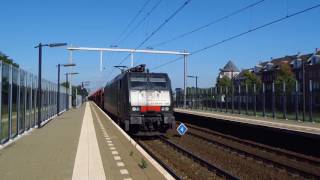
(57, 63, 76, 115)
(65, 72, 79, 110)
(187, 75, 199, 109)
(35, 43, 67, 128)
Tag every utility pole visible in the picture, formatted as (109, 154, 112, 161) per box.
(183, 52, 188, 108)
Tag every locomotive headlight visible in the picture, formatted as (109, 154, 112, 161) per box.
(161, 106, 170, 111)
(132, 106, 140, 112)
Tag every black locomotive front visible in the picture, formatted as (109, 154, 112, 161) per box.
(104, 65, 175, 136)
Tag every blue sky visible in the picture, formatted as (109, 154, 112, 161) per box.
(0, 0, 319, 91)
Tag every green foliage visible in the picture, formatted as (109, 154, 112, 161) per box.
(61, 82, 89, 98)
(0, 51, 19, 67)
(139, 158, 148, 169)
(275, 63, 296, 93)
(129, 151, 133, 156)
(217, 75, 231, 87)
(242, 70, 261, 86)
(75, 85, 89, 98)
(61, 81, 69, 88)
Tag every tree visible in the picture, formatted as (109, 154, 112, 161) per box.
(61, 82, 89, 98)
(61, 81, 70, 88)
(0, 51, 19, 67)
(217, 75, 231, 87)
(242, 70, 261, 86)
(275, 63, 296, 93)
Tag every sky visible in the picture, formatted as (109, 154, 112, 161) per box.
(0, 0, 319, 92)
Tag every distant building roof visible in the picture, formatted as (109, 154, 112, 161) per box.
(220, 60, 240, 72)
(258, 53, 313, 71)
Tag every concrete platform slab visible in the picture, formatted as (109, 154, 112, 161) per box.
(0, 105, 85, 180)
(175, 108, 320, 136)
(90, 102, 173, 180)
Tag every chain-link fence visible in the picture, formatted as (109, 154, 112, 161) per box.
(0, 61, 70, 144)
(175, 81, 320, 123)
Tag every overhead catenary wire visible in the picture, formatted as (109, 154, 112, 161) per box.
(106, 0, 192, 80)
(106, 0, 164, 79)
(135, 0, 192, 49)
(151, 3, 320, 70)
(118, 0, 163, 45)
(150, 0, 265, 48)
(115, 0, 152, 45)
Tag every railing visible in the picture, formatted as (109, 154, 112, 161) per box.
(175, 83, 320, 123)
(0, 61, 69, 144)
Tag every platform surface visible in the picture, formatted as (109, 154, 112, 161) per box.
(175, 108, 320, 136)
(0, 102, 169, 180)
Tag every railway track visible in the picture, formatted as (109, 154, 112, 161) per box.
(137, 136, 238, 180)
(179, 122, 320, 179)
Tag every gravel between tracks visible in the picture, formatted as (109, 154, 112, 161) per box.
(165, 129, 302, 180)
(140, 139, 224, 180)
(184, 123, 320, 177)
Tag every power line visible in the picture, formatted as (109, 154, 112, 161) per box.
(115, 0, 152, 45)
(150, 0, 265, 48)
(107, 0, 192, 80)
(119, 0, 163, 45)
(151, 3, 320, 70)
(136, 0, 192, 49)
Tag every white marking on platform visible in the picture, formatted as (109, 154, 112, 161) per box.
(72, 102, 106, 180)
(108, 143, 114, 146)
(105, 137, 110, 140)
(110, 147, 116, 150)
(120, 169, 129, 175)
(114, 156, 121, 160)
(111, 151, 118, 155)
(92, 102, 175, 180)
(107, 140, 112, 143)
(123, 178, 132, 180)
(117, 162, 125, 167)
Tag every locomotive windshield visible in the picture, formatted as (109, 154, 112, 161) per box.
(130, 76, 168, 89)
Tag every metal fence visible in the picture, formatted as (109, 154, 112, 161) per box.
(0, 61, 69, 144)
(175, 82, 320, 123)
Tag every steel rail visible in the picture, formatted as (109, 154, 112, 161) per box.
(184, 124, 320, 178)
(136, 140, 182, 180)
(184, 122, 320, 167)
(158, 136, 239, 180)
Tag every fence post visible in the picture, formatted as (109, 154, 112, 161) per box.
(231, 84, 234, 114)
(283, 81, 287, 120)
(309, 80, 313, 122)
(225, 86, 228, 113)
(219, 86, 222, 112)
(245, 84, 248, 115)
(215, 87, 218, 111)
(272, 82, 275, 119)
(238, 84, 241, 114)
(210, 88, 213, 111)
(253, 83, 257, 116)
(262, 83, 266, 117)
(295, 81, 299, 121)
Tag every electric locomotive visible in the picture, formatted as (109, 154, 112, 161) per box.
(104, 64, 175, 135)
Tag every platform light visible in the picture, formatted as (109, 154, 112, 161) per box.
(35, 42, 67, 128)
(57, 63, 76, 115)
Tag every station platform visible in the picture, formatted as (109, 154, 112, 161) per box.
(0, 102, 172, 180)
(174, 108, 320, 137)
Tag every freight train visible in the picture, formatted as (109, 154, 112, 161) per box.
(89, 64, 175, 136)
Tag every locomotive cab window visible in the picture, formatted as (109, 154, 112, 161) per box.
(130, 77, 147, 89)
(149, 77, 167, 89)
(130, 76, 167, 89)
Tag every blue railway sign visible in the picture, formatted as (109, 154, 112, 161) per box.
(177, 123, 188, 136)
